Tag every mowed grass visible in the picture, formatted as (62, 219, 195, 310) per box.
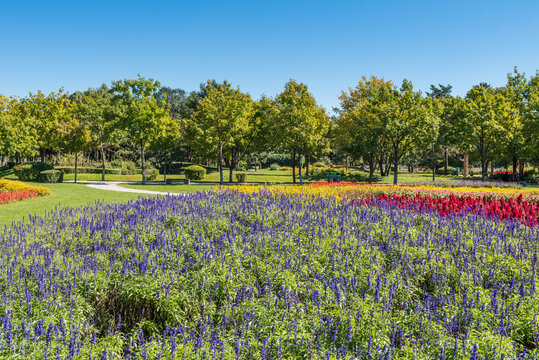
(119, 184, 217, 193)
(0, 183, 150, 228)
(61, 168, 296, 183)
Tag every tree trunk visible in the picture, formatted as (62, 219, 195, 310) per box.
(74, 152, 78, 184)
(229, 154, 234, 183)
(444, 147, 448, 175)
(432, 143, 436, 182)
(368, 157, 375, 183)
(519, 159, 524, 177)
(298, 153, 303, 185)
(393, 157, 399, 185)
(463, 153, 469, 176)
(218, 141, 224, 185)
(512, 156, 518, 174)
(378, 157, 384, 177)
(305, 152, 310, 177)
(99, 142, 106, 181)
(490, 161, 494, 177)
(140, 139, 146, 184)
(164, 162, 167, 183)
(345, 155, 349, 170)
(292, 148, 296, 184)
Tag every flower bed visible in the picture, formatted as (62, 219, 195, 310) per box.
(1, 192, 538, 358)
(228, 183, 539, 226)
(0, 178, 50, 204)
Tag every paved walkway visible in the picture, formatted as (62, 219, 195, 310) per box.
(79, 181, 184, 196)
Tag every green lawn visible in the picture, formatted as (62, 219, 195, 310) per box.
(61, 168, 296, 183)
(0, 183, 150, 228)
(378, 172, 457, 184)
(119, 184, 217, 193)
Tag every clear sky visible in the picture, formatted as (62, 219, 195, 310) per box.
(1, 0, 538, 111)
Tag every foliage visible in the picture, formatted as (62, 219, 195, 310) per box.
(111, 74, 171, 183)
(38, 169, 64, 183)
(312, 161, 326, 168)
(187, 81, 255, 183)
(12, 162, 54, 181)
(235, 172, 248, 182)
(183, 165, 206, 180)
(308, 167, 382, 183)
(269, 163, 280, 171)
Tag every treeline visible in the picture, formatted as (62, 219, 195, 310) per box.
(0, 68, 538, 184)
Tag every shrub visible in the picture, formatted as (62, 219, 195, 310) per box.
(38, 170, 64, 183)
(312, 162, 326, 168)
(307, 167, 382, 183)
(235, 173, 248, 183)
(145, 169, 159, 181)
(270, 163, 280, 171)
(13, 162, 54, 181)
(184, 165, 206, 180)
(55, 166, 124, 175)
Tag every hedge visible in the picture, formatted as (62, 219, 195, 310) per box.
(235, 173, 248, 182)
(55, 167, 145, 175)
(184, 165, 206, 180)
(38, 170, 64, 183)
(13, 162, 54, 181)
(308, 167, 382, 183)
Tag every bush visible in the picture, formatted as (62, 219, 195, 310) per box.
(312, 162, 326, 168)
(184, 165, 206, 180)
(261, 153, 293, 167)
(55, 166, 124, 175)
(145, 169, 159, 181)
(38, 170, 64, 183)
(270, 163, 280, 171)
(13, 162, 54, 181)
(308, 167, 382, 183)
(235, 173, 248, 183)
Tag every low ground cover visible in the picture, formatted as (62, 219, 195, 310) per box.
(0, 183, 147, 227)
(1, 190, 537, 358)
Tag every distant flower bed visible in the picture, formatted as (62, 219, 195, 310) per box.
(0, 178, 50, 204)
(228, 183, 539, 226)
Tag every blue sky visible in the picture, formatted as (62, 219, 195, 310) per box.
(1, 0, 538, 111)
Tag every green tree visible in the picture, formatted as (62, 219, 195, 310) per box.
(274, 80, 330, 184)
(0, 96, 39, 161)
(188, 81, 254, 184)
(384, 79, 435, 184)
(149, 118, 181, 182)
(72, 85, 121, 181)
(111, 75, 170, 183)
(465, 84, 517, 181)
(18, 90, 74, 161)
(337, 76, 393, 182)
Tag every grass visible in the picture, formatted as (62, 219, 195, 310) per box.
(120, 184, 217, 193)
(0, 182, 149, 228)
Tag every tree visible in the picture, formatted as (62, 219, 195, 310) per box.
(0, 96, 39, 162)
(337, 76, 394, 182)
(111, 75, 171, 183)
(427, 84, 453, 175)
(72, 85, 121, 181)
(188, 81, 254, 184)
(149, 118, 181, 182)
(384, 79, 435, 184)
(465, 84, 517, 181)
(18, 90, 75, 161)
(274, 80, 330, 184)
(59, 113, 92, 183)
